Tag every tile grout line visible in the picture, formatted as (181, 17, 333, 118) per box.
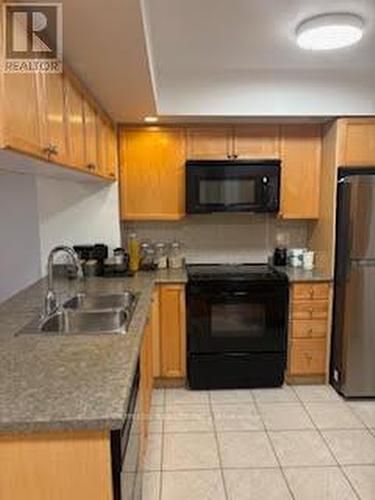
(252, 390, 297, 500)
(291, 385, 362, 500)
(208, 391, 230, 500)
(158, 389, 165, 500)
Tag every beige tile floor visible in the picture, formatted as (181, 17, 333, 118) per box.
(143, 385, 375, 500)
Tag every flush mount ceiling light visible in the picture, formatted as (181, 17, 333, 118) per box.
(144, 116, 158, 123)
(296, 13, 364, 50)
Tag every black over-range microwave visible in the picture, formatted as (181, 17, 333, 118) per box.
(186, 159, 280, 214)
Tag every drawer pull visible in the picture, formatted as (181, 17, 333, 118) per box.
(305, 353, 313, 363)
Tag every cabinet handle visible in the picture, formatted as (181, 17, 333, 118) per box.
(43, 144, 58, 157)
(310, 287, 314, 298)
(308, 328, 313, 337)
(87, 163, 96, 171)
(305, 353, 313, 363)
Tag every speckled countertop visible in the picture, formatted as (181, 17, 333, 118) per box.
(273, 266, 333, 283)
(0, 269, 187, 433)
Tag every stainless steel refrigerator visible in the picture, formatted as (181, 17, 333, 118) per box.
(331, 168, 375, 397)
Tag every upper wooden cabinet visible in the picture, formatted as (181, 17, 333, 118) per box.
(39, 72, 70, 165)
(1, 72, 43, 158)
(96, 115, 118, 179)
(83, 100, 98, 173)
(337, 118, 375, 166)
(119, 128, 185, 220)
(280, 124, 322, 219)
(64, 77, 85, 170)
(186, 125, 280, 159)
(186, 127, 232, 159)
(233, 125, 280, 159)
(0, 40, 117, 181)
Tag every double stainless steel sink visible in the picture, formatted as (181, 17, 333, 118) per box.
(39, 292, 138, 335)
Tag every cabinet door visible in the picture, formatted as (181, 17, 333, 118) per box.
(233, 125, 280, 158)
(40, 72, 69, 165)
(96, 114, 107, 176)
(105, 123, 118, 179)
(289, 338, 326, 376)
(280, 124, 321, 219)
(83, 101, 98, 173)
(2, 72, 43, 157)
(120, 128, 185, 220)
(64, 77, 85, 169)
(339, 118, 375, 166)
(186, 127, 233, 159)
(159, 285, 186, 378)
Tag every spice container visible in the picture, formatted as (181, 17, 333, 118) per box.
(155, 243, 168, 269)
(168, 242, 184, 269)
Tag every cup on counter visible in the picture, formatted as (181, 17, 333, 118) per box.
(302, 251, 315, 270)
(288, 248, 305, 268)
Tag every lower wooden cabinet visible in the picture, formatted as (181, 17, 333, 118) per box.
(0, 431, 113, 500)
(289, 338, 327, 376)
(159, 284, 186, 379)
(287, 281, 331, 378)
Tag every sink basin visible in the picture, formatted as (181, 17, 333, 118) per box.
(63, 292, 137, 311)
(40, 309, 128, 335)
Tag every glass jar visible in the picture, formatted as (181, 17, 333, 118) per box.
(139, 242, 155, 271)
(168, 242, 184, 269)
(155, 243, 167, 269)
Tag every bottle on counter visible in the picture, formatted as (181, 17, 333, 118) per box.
(128, 233, 140, 272)
(155, 242, 168, 269)
(168, 241, 184, 269)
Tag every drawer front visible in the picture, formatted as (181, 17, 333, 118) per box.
(292, 301, 329, 320)
(291, 320, 328, 339)
(289, 338, 326, 375)
(292, 283, 330, 301)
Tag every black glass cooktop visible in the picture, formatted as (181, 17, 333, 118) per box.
(187, 263, 287, 282)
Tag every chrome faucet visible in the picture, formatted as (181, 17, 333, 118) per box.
(44, 246, 83, 316)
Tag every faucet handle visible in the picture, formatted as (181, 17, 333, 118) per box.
(45, 290, 58, 316)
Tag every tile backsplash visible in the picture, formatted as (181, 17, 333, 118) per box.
(121, 215, 308, 264)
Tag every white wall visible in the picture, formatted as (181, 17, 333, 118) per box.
(0, 171, 41, 302)
(36, 177, 121, 273)
(0, 169, 121, 303)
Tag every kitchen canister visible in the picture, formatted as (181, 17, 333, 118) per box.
(303, 251, 315, 270)
(288, 248, 305, 268)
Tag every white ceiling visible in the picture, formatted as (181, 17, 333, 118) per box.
(19, 0, 375, 121)
(142, 0, 375, 117)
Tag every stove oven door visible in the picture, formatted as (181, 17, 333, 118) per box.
(187, 280, 288, 355)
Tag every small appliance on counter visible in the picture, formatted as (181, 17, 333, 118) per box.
(74, 244, 108, 276)
(103, 247, 133, 277)
(273, 246, 287, 266)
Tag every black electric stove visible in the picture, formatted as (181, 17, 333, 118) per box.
(187, 263, 286, 282)
(186, 263, 289, 390)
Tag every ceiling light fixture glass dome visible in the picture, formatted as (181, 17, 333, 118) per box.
(296, 13, 364, 50)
